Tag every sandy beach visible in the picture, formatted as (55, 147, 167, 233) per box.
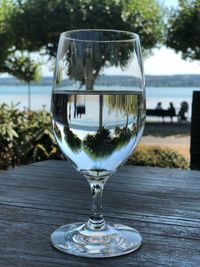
(140, 122, 190, 159)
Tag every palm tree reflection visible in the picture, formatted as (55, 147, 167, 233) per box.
(58, 94, 139, 159)
(83, 126, 136, 160)
(105, 94, 138, 129)
(63, 126, 82, 153)
(83, 127, 116, 159)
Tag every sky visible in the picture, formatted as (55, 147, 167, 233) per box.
(144, 47, 200, 75)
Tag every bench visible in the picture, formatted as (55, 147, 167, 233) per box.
(146, 109, 176, 120)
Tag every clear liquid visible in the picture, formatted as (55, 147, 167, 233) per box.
(51, 91, 145, 178)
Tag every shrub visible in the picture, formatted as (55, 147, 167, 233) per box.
(127, 145, 189, 169)
(0, 103, 62, 170)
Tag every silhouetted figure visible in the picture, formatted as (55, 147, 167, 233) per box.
(155, 102, 162, 110)
(76, 105, 86, 118)
(69, 103, 72, 121)
(168, 102, 176, 122)
(178, 101, 189, 122)
(155, 102, 164, 122)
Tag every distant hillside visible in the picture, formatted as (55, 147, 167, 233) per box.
(145, 74, 200, 87)
(0, 74, 200, 87)
(0, 76, 53, 86)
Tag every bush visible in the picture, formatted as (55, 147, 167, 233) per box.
(0, 103, 62, 171)
(127, 145, 189, 169)
(0, 104, 189, 171)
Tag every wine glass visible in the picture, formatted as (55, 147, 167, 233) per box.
(51, 29, 145, 258)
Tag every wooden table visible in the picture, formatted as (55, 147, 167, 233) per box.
(0, 160, 200, 267)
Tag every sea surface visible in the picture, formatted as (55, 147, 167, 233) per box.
(0, 85, 199, 120)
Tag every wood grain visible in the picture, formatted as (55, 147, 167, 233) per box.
(0, 160, 200, 266)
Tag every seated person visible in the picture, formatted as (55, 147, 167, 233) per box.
(155, 102, 162, 110)
(178, 101, 189, 121)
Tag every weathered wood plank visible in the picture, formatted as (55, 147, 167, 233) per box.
(3, 162, 200, 191)
(0, 160, 200, 267)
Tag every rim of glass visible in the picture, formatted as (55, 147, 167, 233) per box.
(60, 29, 139, 43)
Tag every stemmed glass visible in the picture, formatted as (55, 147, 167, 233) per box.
(51, 29, 145, 258)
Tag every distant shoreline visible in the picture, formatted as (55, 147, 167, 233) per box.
(0, 74, 200, 87)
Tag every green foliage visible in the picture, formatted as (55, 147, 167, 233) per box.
(0, 104, 62, 171)
(5, 54, 42, 112)
(4, 53, 41, 83)
(83, 127, 118, 159)
(0, 0, 15, 72)
(6, 0, 164, 58)
(63, 126, 82, 153)
(166, 0, 200, 60)
(0, 1, 42, 80)
(127, 145, 189, 169)
(1, 0, 164, 83)
(105, 94, 139, 115)
(123, 0, 164, 52)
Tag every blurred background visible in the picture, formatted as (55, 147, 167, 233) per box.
(0, 0, 199, 170)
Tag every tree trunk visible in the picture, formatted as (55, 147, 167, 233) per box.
(126, 114, 129, 128)
(86, 78, 95, 91)
(28, 82, 31, 112)
(99, 95, 103, 129)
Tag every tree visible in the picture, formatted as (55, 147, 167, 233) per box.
(64, 35, 134, 90)
(0, 0, 42, 112)
(0, 0, 15, 73)
(4, 53, 41, 111)
(1, 0, 164, 93)
(4, 0, 163, 91)
(7, 0, 164, 58)
(166, 0, 200, 60)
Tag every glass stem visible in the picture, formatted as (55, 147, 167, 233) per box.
(86, 179, 107, 231)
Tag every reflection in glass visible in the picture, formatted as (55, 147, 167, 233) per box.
(52, 92, 143, 169)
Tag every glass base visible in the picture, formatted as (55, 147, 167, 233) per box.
(51, 222, 142, 258)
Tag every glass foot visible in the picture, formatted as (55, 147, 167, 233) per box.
(51, 222, 142, 258)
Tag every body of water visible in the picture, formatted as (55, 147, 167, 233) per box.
(0, 85, 199, 120)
